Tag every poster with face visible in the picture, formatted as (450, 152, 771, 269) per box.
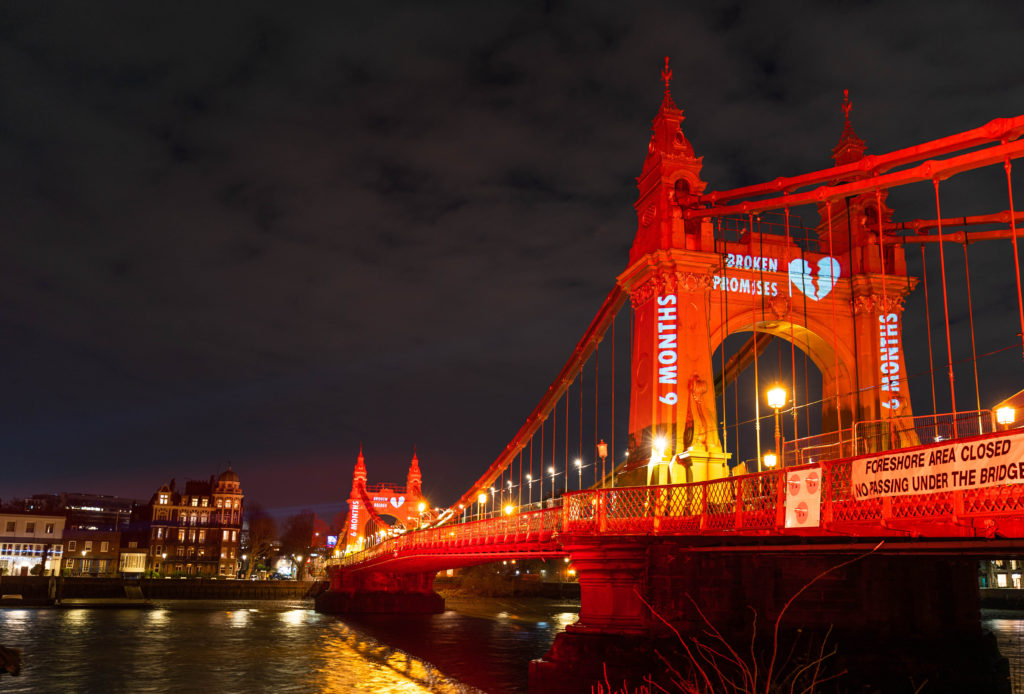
(785, 467, 822, 528)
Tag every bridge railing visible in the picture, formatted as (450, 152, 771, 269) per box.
(340, 506, 563, 567)
(564, 469, 787, 534)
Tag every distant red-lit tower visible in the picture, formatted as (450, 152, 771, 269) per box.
(343, 447, 427, 552)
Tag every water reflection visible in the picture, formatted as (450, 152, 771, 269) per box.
(0, 600, 459, 694)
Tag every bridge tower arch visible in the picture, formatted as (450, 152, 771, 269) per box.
(619, 62, 918, 487)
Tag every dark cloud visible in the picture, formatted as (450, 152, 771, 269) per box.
(1, 1, 1023, 512)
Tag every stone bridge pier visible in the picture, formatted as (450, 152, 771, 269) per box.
(529, 537, 1009, 694)
(315, 565, 444, 614)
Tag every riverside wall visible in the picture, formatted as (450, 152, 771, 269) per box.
(0, 576, 327, 603)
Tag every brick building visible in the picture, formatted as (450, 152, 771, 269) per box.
(148, 468, 244, 577)
(63, 529, 120, 576)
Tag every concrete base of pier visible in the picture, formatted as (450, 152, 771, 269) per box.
(529, 539, 1010, 693)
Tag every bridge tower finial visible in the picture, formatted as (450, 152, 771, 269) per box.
(407, 446, 422, 496)
(832, 88, 867, 166)
(353, 444, 367, 489)
(629, 57, 705, 265)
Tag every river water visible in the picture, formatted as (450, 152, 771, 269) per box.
(0, 597, 579, 693)
(2, 600, 1023, 693)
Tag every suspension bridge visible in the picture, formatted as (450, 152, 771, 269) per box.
(318, 61, 1024, 692)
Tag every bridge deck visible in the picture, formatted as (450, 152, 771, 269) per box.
(341, 429, 1024, 572)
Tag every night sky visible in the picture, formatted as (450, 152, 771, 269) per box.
(3, 2, 1024, 518)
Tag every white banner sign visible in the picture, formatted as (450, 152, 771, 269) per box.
(851, 431, 1024, 501)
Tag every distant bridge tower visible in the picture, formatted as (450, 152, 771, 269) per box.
(618, 62, 916, 486)
(344, 446, 427, 552)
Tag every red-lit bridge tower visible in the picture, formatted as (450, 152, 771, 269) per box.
(618, 63, 917, 487)
(344, 446, 427, 552)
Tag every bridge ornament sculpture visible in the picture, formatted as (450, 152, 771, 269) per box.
(318, 61, 1024, 692)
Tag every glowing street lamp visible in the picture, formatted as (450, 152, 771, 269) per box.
(574, 458, 582, 491)
(548, 466, 556, 504)
(597, 439, 608, 488)
(478, 492, 487, 521)
(504, 504, 514, 516)
(526, 474, 533, 508)
(763, 453, 778, 469)
(997, 406, 1016, 430)
(766, 386, 787, 469)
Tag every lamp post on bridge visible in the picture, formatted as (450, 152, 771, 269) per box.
(574, 458, 582, 491)
(526, 474, 533, 508)
(490, 486, 496, 518)
(477, 492, 487, 521)
(597, 439, 608, 488)
(766, 386, 787, 469)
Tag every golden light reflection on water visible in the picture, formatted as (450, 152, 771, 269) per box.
(63, 609, 86, 625)
(305, 622, 478, 694)
(280, 608, 307, 626)
(555, 612, 577, 627)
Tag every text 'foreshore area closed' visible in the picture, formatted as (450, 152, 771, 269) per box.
(851, 430, 1024, 500)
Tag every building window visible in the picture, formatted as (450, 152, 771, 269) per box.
(45, 523, 55, 534)
(231, 530, 237, 542)
(198, 530, 206, 543)
(4, 522, 14, 532)
(25, 522, 35, 533)
(84, 541, 92, 552)
(201, 498, 208, 507)
(100, 541, 109, 553)
(159, 493, 169, 505)
(66, 559, 74, 568)
(129, 541, 137, 549)
(191, 498, 198, 507)
(68, 540, 77, 551)
(178, 529, 185, 542)
(216, 499, 223, 508)
(176, 546, 184, 556)
(222, 530, 229, 541)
